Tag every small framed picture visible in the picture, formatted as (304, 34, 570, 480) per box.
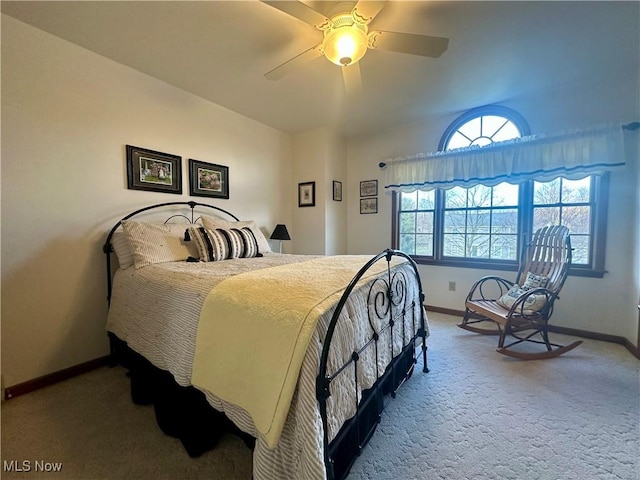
(333, 181, 342, 201)
(360, 197, 378, 214)
(126, 145, 182, 194)
(189, 159, 229, 199)
(298, 181, 316, 207)
(360, 180, 378, 197)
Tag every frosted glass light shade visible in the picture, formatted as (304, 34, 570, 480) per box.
(323, 25, 368, 66)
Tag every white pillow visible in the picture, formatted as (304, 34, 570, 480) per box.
(111, 231, 134, 269)
(496, 285, 547, 313)
(201, 217, 272, 253)
(522, 272, 549, 290)
(121, 221, 199, 269)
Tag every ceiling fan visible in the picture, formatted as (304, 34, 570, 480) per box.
(261, 0, 449, 93)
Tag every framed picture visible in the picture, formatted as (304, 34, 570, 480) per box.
(298, 181, 316, 207)
(360, 180, 378, 197)
(360, 197, 378, 214)
(189, 159, 229, 199)
(126, 145, 182, 194)
(333, 181, 342, 201)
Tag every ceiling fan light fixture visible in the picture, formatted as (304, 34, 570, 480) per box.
(323, 22, 368, 66)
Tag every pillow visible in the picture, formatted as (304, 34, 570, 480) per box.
(233, 227, 261, 258)
(110, 231, 134, 269)
(121, 221, 199, 269)
(522, 272, 549, 290)
(188, 226, 262, 262)
(496, 285, 547, 313)
(201, 217, 272, 253)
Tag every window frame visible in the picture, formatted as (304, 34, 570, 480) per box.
(392, 106, 608, 278)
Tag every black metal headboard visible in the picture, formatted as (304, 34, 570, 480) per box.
(103, 201, 240, 304)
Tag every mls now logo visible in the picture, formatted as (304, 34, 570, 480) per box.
(3, 460, 63, 472)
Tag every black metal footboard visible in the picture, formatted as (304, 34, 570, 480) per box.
(317, 249, 428, 480)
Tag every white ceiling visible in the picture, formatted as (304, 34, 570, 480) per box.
(3, 1, 639, 137)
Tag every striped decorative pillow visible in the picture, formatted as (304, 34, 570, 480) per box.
(188, 226, 262, 261)
(200, 217, 272, 253)
(233, 227, 261, 258)
(217, 228, 243, 259)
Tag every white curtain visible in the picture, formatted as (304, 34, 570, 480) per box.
(383, 123, 630, 192)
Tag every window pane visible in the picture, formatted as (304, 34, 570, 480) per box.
(533, 207, 560, 230)
(443, 234, 465, 257)
(562, 177, 591, 203)
(467, 209, 491, 234)
(534, 179, 560, 205)
(491, 209, 518, 233)
(562, 206, 590, 234)
(399, 234, 415, 255)
(481, 116, 508, 139)
(445, 187, 467, 208)
(444, 210, 466, 233)
(467, 185, 492, 207)
(401, 191, 417, 210)
(458, 117, 481, 141)
(570, 235, 590, 265)
(447, 132, 471, 150)
(491, 121, 521, 142)
(416, 212, 433, 233)
(492, 183, 519, 207)
(417, 190, 435, 209)
(468, 235, 490, 258)
(400, 212, 416, 233)
(491, 234, 518, 260)
(415, 234, 433, 256)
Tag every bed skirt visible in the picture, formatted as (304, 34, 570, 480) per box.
(109, 332, 418, 480)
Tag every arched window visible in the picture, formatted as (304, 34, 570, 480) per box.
(395, 105, 607, 275)
(440, 105, 529, 150)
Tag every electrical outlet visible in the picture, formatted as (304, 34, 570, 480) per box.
(448, 281, 456, 292)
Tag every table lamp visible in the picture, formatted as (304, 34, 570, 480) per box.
(270, 224, 291, 253)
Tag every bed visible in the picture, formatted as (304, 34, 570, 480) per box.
(103, 201, 429, 480)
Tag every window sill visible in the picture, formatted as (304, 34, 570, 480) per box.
(409, 256, 606, 278)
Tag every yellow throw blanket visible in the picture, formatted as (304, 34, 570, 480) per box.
(191, 255, 403, 448)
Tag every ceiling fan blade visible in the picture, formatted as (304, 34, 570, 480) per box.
(342, 62, 362, 95)
(368, 31, 449, 58)
(352, 1, 387, 24)
(261, 1, 330, 29)
(265, 44, 324, 80)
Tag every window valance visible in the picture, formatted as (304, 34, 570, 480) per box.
(382, 123, 634, 192)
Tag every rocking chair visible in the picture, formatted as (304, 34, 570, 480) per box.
(458, 225, 582, 360)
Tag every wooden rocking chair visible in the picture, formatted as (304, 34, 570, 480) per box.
(458, 225, 582, 360)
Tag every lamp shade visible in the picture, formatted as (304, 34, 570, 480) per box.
(270, 224, 291, 241)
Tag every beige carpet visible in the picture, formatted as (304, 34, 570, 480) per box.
(1, 313, 638, 480)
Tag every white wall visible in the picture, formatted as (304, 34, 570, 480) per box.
(292, 129, 328, 254)
(1, 15, 293, 387)
(347, 73, 640, 345)
(324, 130, 347, 256)
(291, 127, 347, 255)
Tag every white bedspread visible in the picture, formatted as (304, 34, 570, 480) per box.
(106, 252, 428, 480)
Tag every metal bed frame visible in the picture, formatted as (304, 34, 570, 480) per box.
(103, 201, 428, 480)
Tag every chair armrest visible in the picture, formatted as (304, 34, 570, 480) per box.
(466, 275, 515, 302)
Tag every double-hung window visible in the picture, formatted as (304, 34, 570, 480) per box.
(394, 106, 608, 277)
